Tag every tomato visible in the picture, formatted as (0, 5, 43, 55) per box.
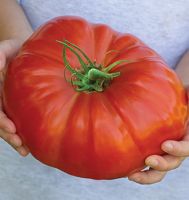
(3, 16, 188, 179)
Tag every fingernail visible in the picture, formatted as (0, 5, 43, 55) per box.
(19, 149, 28, 157)
(164, 143, 173, 151)
(149, 158, 158, 167)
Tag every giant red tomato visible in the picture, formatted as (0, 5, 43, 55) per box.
(3, 16, 188, 179)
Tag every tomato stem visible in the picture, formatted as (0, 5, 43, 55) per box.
(57, 40, 130, 92)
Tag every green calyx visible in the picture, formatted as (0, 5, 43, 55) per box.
(57, 40, 130, 93)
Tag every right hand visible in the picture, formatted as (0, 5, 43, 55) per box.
(0, 39, 29, 156)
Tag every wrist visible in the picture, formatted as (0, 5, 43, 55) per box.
(0, 0, 33, 43)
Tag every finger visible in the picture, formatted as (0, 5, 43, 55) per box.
(145, 155, 185, 171)
(0, 129, 22, 147)
(128, 169, 167, 184)
(16, 145, 30, 157)
(8, 143, 29, 157)
(0, 128, 30, 156)
(0, 112, 16, 133)
(162, 140, 189, 157)
(0, 129, 29, 156)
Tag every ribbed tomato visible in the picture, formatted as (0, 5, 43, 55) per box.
(3, 16, 188, 179)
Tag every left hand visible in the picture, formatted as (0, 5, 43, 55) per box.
(128, 88, 189, 184)
(0, 39, 30, 156)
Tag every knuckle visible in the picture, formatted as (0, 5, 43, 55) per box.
(175, 163, 182, 169)
(170, 164, 179, 170)
(173, 158, 184, 169)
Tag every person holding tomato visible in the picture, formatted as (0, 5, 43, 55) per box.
(0, 0, 189, 190)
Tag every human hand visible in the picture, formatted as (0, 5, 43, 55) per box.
(0, 39, 29, 156)
(128, 88, 189, 184)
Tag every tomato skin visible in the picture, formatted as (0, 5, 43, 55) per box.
(3, 16, 188, 179)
